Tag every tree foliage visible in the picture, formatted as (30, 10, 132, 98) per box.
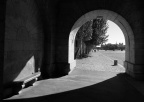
(76, 20, 93, 41)
(101, 43, 125, 51)
(76, 17, 109, 45)
(89, 17, 109, 46)
(75, 16, 109, 59)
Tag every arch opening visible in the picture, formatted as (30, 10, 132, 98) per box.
(68, 10, 134, 74)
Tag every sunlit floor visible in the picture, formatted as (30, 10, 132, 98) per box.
(76, 50, 125, 72)
(4, 51, 144, 102)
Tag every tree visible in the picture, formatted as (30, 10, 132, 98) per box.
(101, 43, 125, 51)
(88, 16, 109, 46)
(118, 43, 125, 51)
(75, 17, 109, 59)
(76, 20, 93, 41)
(75, 20, 93, 58)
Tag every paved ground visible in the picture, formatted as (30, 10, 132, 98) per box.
(76, 51, 125, 72)
(4, 51, 144, 102)
(98, 50, 125, 66)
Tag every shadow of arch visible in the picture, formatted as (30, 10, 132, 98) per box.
(68, 10, 134, 74)
(4, 73, 144, 102)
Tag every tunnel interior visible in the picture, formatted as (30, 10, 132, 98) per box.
(2, 0, 144, 99)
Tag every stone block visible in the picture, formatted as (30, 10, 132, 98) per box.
(125, 61, 144, 80)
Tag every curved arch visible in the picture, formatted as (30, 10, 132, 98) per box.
(69, 10, 134, 73)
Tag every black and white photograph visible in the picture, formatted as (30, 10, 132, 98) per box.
(1, 0, 144, 102)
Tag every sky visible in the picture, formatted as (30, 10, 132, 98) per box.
(105, 20, 125, 45)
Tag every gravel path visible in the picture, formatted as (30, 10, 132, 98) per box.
(76, 51, 125, 72)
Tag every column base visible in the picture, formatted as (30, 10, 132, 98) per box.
(53, 62, 70, 77)
(69, 60, 76, 74)
(124, 61, 144, 80)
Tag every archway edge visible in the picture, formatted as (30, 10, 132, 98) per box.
(69, 9, 135, 75)
(72, 10, 119, 31)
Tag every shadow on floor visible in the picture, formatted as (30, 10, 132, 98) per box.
(4, 73, 144, 102)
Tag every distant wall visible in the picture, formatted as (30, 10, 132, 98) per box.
(4, 0, 43, 84)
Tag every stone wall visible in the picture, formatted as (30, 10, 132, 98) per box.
(55, 0, 144, 79)
(3, 0, 144, 86)
(4, 0, 43, 84)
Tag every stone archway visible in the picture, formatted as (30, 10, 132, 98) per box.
(68, 10, 134, 76)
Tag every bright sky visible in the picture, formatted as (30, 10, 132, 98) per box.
(105, 20, 125, 45)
